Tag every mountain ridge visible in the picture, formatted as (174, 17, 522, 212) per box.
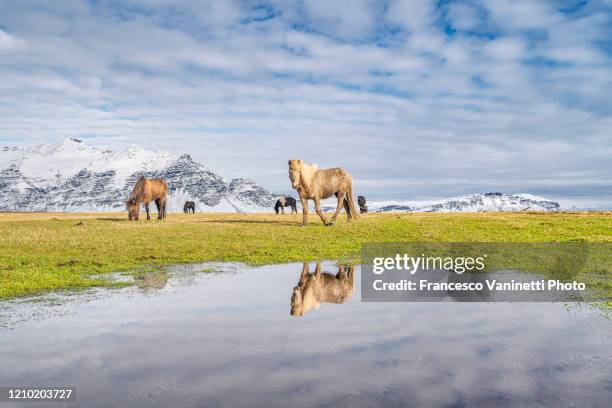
(359, 192, 561, 213)
(0, 138, 277, 212)
(0, 139, 563, 213)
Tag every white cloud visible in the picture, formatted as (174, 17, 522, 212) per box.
(482, 0, 562, 31)
(387, 0, 436, 32)
(0, 29, 22, 50)
(0, 0, 610, 206)
(302, 0, 376, 38)
(447, 3, 482, 31)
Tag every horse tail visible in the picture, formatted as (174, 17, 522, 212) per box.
(160, 179, 168, 194)
(345, 181, 360, 221)
(128, 176, 146, 204)
(274, 200, 281, 214)
(157, 179, 168, 219)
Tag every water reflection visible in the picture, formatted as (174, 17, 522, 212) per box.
(290, 262, 355, 317)
(0, 261, 610, 407)
(135, 270, 170, 291)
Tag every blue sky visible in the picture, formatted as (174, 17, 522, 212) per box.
(0, 0, 611, 207)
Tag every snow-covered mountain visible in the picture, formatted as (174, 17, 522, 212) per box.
(0, 139, 563, 214)
(363, 193, 561, 213)
(0, 138, 277, 212)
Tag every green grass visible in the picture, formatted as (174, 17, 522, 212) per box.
(0, 211, 610, 299)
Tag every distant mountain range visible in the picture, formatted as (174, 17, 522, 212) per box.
(0, 138, 563, 213)
(360, 193, 561, 213)
(0, 138, 277, 212)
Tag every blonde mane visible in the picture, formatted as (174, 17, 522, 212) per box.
(299, 160, 317, 192)
(290, 159, 318, 194)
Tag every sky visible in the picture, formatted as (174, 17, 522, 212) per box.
(0, 0, 611, 208)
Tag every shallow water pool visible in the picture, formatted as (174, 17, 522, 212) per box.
(0, 262, 610, 407)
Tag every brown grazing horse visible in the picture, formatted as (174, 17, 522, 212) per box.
(126, 177, 168, 220)
(288, 159, 359, 226)
(290, 262, 355, 317)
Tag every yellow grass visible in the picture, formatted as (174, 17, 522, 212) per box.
(0, 211, 610, 299)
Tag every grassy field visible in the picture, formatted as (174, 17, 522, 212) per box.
(0, 211, 610, 299)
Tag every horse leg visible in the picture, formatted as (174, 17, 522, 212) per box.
(301, 262, 310, 278)
(314, 196, 329, 225)
(347, 266, 354, 280)
(315, 262, 322, 277)
(330, 192, 345, 225)
(343, 200, 352, 222)
(162, 198, 167, 219)
(145, 202, 151, 220)
(300, 197, 309, 226)
(281, 205, 285, 215)
(154, 199, 161, 217)
(156, 198, 163, 220)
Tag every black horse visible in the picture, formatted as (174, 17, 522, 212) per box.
(183, 201, 196, 214)
(275, 196, 298, 214)
(358, 195, 368, 213)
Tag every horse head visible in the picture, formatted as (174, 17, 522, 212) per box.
(288, 160, 301, 189)
(290, 286, 304, 316)
(288, 159, 318, 191)
(126, 198, 140, 221)
(290, 285, 320, 317)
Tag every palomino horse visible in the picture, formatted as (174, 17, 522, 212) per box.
(274, 196, 298, 214)
(288, 159, 359, 226)
(126, 177, 168, 221)
(290, 262, 355, 317)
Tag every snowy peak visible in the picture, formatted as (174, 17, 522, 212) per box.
(48, 137, 87, 152)
(0, 139, 277, 213)
(368, 193, 561, 213)
(27, 137, 103, 158)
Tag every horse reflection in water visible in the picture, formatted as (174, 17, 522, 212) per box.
(135, 270, 169, 292)
(290, 262, 355, 317)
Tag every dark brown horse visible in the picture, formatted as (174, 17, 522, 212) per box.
(358, 195, 368, 213)
(183, 201, 195, 214)
(126, 177, 168, 220)
(274, 196, 297, 214)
